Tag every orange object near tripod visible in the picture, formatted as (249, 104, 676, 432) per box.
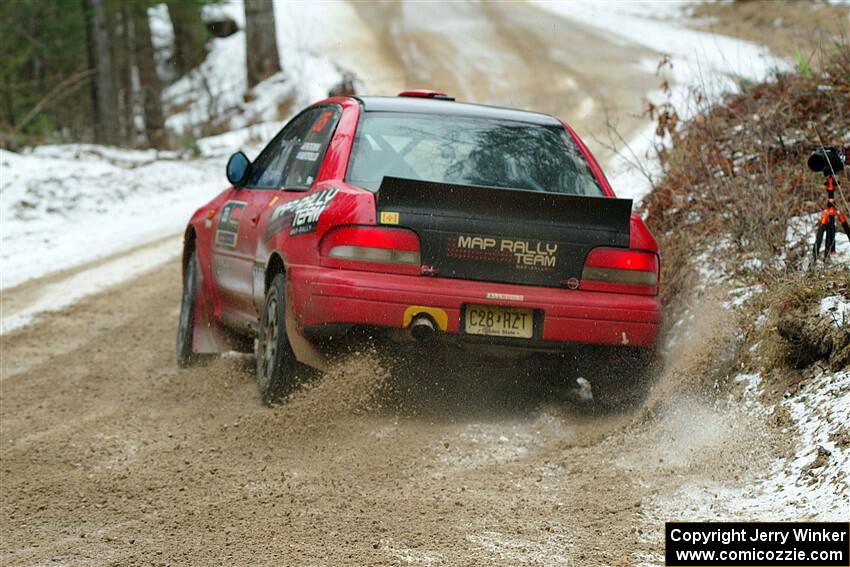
(814, 174, 850, 262)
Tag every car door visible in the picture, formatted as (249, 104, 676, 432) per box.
(213, 108, 324, 326)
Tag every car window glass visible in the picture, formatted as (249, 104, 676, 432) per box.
(283, 107, 341, 189)
(347, 112, 603, 196)
(246, 108, 328, 189)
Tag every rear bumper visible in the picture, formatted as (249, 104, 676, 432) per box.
(289, 266, 661, 347)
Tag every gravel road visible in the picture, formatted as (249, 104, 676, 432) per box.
(1, 258, 785, 565)
(332, 1, 658, 163)
(1, 3, 795, 565)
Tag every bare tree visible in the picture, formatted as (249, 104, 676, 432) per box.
(133, 2, 166, 147)
(81, 0, 119, 144)
(244, 0, 281, 88)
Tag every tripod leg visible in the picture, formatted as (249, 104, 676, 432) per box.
(826, 216, 836, 257)
(839, 212, 850, 246)
(814, 222, 826, 262)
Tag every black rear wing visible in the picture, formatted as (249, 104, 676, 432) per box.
(377, 176, 632, 246)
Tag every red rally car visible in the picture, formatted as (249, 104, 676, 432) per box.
(177, 90, 662, 407)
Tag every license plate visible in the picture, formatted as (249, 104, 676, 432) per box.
(464, 305, 534, 339)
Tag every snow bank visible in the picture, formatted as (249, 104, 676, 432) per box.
(764, 369, 850, 518)
(0, 146, 222, 289)
(1, 238, 181, 334)
(164, 0, 345, 137)
(1, 0, 352, 293)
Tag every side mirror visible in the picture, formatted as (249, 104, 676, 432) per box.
(226, 151, 251, 187)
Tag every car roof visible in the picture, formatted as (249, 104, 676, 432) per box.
(354, 96, 562, 126)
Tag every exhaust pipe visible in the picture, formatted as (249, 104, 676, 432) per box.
(410, 314, 436, 341)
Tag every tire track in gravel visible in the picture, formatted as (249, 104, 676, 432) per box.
(1, 3, 792, 564)
(1, 258, 784, 565)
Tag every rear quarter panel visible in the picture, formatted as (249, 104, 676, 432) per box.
(252, 98, 368, 312)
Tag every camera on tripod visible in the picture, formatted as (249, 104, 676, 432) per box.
(808, 144, 849, 263)
(807, 146, 845, 176)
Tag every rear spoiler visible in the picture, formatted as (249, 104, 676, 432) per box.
(376, 176, 632, 246)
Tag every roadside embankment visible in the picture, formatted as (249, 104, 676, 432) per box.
(641, 40, 850, 519)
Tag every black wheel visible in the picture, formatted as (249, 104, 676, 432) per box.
(176, 251, 201, 368)
(590, 347, 659, 411)
(256, 273, 300, 404)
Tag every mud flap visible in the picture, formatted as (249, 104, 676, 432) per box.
(285, 274, 329, 372)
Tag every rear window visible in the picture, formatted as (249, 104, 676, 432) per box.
(346, 111, 604, 196)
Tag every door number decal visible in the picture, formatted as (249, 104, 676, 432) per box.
(214, 200, 247, 249)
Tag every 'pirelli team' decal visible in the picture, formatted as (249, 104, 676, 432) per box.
(266, 188, 338, 239)
(214, 200, 247, 249)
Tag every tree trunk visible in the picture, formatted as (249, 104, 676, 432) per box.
(120, 1, 136, 144)
(81, 0, 119, 145)
(166, 0, 206, 76)
(133, 1, 166, 147)
(244, 0, 281, 88)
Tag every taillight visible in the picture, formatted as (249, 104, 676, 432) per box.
(320, 226, 421, 274)
(581, 247, 659, 296)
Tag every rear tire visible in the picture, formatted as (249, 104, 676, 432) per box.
(176, 251, 200, 368)
(590, 347, 659, 411)
(256, 273, 300, 404)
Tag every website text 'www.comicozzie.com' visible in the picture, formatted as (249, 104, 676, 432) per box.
(673, 548, 844, 564)
(665, 522, 849, 567)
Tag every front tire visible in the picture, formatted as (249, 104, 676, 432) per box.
(176, 251, 200, 368)
(256, 274, 300, 404)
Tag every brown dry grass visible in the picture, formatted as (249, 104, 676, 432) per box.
(744, 270, 849, 372)
(642, 43, 850, 368)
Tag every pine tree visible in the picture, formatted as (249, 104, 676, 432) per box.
(1, 1, 92, 144)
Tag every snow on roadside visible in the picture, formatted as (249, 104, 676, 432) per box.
(762, 369, 850, 518)
(165, 0, 344, 137)
(0, 146, 222, 290)
(534, 1, 788, 203)
(1, 238, 181, 334)
(1, 1, 351, 293)
(648, 369, 849, 523)
(821, 296, 850, 329)
(646, 215, 849, 531)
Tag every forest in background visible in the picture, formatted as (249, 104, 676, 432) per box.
(0, 0, 281, 150)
